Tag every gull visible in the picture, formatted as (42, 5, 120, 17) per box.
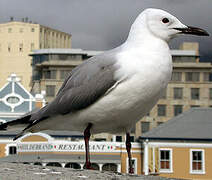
(0, 8, 208, 173)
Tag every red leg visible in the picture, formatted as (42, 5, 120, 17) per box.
(126, 132, 134, 174)
(84, 123, 92, 169)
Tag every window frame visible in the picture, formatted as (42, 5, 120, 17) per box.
(46, 85, 56, 97)
(209, 88, 212, 100)
(173, 87, 183, 99)
(186, 72, 200, 82)
(141, 122, 150, 134)
(174, 105, 183, 116)
(171, 72, 182, 82)
(191, 88, 200, 100)
(159, 148, 173, 173)
(157, 104, 166, 116)
(190, 149, 205, 174)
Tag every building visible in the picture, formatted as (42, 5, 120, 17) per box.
(139, 108, 212, 179)
(137, 42, 212, 138)
(0, 132, 143, 174)
(0, 19, 71, 91)
(0, 74, 45, 123)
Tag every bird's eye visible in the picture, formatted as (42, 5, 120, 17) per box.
(162, 18, 169, 24)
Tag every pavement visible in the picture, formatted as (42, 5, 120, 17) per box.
(0, 163, 181, 180)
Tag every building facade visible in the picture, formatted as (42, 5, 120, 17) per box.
(0, 74, 45, 123)
(0, 20, 71, 90)
(137, 42, 212, 138)
(140, 108, 212, 179)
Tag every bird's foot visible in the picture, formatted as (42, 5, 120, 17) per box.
(84, 162, 94, 170)
(128, 167, 134, 174)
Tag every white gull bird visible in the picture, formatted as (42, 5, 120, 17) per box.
(0, 8, 209, 173)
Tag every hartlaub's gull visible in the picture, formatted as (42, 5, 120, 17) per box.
(0, 8, 209, 173)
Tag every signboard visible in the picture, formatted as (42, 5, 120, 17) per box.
(17, 142, 117, 153)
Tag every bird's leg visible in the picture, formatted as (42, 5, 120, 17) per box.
(126, 132, 134, 174)
(84, 123, 92, 169)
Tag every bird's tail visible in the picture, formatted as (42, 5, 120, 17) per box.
(0, 109, 39, 140)
(0, 114, 31, 130)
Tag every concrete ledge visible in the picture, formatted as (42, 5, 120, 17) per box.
(0, 163, 181, 180)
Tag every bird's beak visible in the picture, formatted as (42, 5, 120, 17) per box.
(174, 26, 209, 36)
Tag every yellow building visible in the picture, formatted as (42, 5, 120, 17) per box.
(140, 108, 212, 179)
(0, 19, 71, 91)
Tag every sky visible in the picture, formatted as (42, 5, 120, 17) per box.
(0, 0, 211, 61)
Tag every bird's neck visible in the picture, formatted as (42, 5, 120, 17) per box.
(124, 22, 169, 52)
(124, 31, 170, 54)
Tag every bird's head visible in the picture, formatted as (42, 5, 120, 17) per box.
(129, 8, 209, 42)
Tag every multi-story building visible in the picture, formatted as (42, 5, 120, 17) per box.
(0, 19, 71, 91)
(137, 42, 212, 138)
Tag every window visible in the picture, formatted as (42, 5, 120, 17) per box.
(43, 70, 56, 79)
(203, 72, 210, 81)
(31, 28, 35, 32)
(186, 72, 200, 82)
(7, 96, 20, 104)
(141, 122, 150, 133)
(158, 104, 166, 116)
(9, 146, 17, 155)
(159, 149, 172, 173)
(171, 72, 182, 81)
(174, 105, 183, 116)
(209, 88, 212, 100)
(116, 136, 122, 142)
(19, 28, 23, 33)
(191, 88, 200, 100)
(46, 85, 56, 97)
(173, 87, 183, 99)
(19, 43, 23, 52)
(190, 149, 205, 174)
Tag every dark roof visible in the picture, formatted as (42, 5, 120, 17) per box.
(140, 108, 212, 141)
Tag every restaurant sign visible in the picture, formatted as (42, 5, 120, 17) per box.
(17, 142, 117, 152)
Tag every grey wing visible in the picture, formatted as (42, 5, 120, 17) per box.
(30, 51, 120, 122)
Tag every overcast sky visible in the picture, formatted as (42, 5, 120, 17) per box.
(0, 0, 211, 60)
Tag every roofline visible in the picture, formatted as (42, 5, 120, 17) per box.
(0, 21, 71, 36)
(170, 50, 197, 56)
(30, 48, 102, 56)
(138, 136, 212, 142)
